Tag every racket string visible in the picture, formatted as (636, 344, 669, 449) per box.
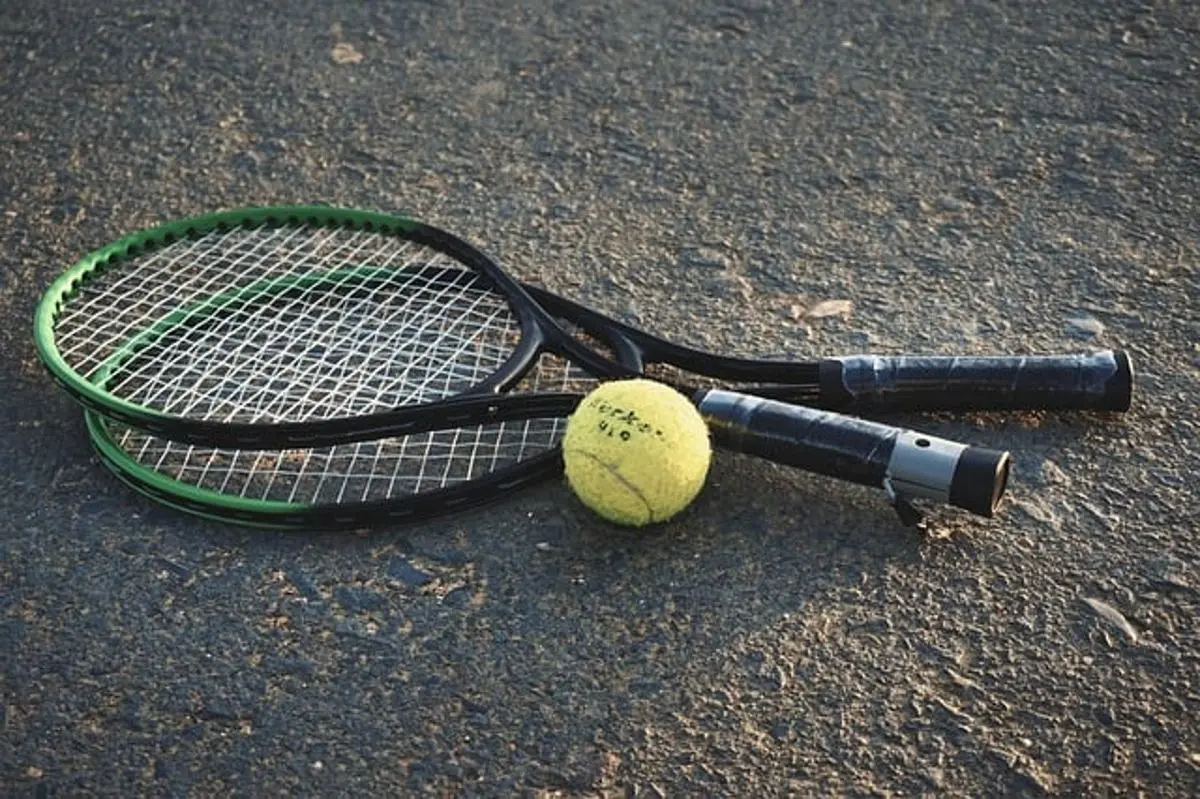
(231, 237, 503, 420)
(108, 231, 453, 415)
(58, 224, 528, 424)
(60, 224, 315, 371)
(139, 229, 427, 420)
(153, 259, 504, 423)
(103, 353, 597, 504)
(60, 224, 339, 383)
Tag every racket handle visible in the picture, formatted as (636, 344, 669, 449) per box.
(694, 389, 1011, 520)
(816, 350, 1133, 412)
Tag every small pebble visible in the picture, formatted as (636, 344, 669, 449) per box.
(846, 331, 872, 347)
(1039, 458, 1070, 486)
(199, 697, 241, 720)
(1146, 553, 1191, 591)
(704, 276, 738, 298)
(1153, 470, 1184, 487)
(1012, 498, 1059, 526)
(334, 585, 387, 613)
(1060, 169, 1094, 188)
(287, 570, 322, 600)
(441, 586, 472, 608)
(680, 246, 728, 270)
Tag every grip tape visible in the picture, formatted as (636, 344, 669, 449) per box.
(695, 389, 1010, 517)
(818, 350, 1133, 412)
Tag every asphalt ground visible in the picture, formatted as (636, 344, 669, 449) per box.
(2, 0, 1198, 795)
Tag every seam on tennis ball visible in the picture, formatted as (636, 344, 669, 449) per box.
(567, 448, 654, 523)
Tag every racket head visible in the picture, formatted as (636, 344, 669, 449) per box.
(35, 206, 611, 448)
(83, 354, 597, 530)
(78, 292, 657, 530)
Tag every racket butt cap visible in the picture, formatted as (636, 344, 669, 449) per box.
(1106, 350, 1135, 412)
(949, 446, 1011, 518)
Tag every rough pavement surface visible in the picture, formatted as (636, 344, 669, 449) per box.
(2, 0, 1198, 795)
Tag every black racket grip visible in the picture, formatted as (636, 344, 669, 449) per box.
(817, 350, 1133, 412)
(694, 389, 1011, 518)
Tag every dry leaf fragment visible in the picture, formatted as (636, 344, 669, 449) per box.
(331, 42, 363, 65)
(805, 299, 853, 318)
(1082, 597, 1139, 643)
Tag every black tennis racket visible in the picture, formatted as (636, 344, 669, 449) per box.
(35, 205, 1132, 451)
(82, 314, 1009, 530)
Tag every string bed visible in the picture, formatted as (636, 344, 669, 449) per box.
(55, 224, 520, 424)
(95, 353, 597, 505)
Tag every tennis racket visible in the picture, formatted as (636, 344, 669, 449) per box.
(35, 205, 1132, 451)
(81, 328, 1009, 530)
(84, 393, 1008, 530)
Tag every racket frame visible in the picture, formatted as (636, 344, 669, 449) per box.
(35, 205, 630, 448)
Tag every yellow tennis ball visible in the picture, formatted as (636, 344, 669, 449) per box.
(561, 379, 712, 527)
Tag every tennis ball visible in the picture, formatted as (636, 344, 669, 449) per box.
(561, 379, 712, 527)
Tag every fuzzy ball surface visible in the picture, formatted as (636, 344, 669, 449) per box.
(561, 379, 712, 526)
